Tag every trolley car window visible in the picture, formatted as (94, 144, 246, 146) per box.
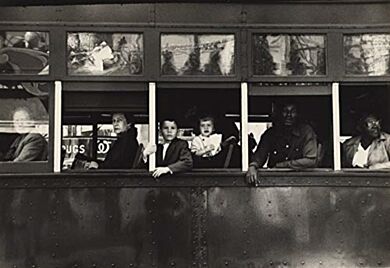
(252, 34, 326, 76)
(248, 83, 333, 169)
(0, 31, 49, 75)
(157, 87, 241, 169)
(344, 34, 390, 76)
(160, 34, 235, 76)
(0, 81, 49, 166)
(67, 32, 143, 76)
(340, 84, 390, 170)
(62, 86, 148, 171)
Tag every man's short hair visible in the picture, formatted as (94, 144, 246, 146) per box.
(160, 118, 178, 127)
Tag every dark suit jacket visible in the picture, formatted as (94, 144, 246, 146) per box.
(5, 133, 48, 162)
(156, 138, 193, 173)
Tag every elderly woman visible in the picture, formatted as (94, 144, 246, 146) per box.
(342, 114, 390, 169)
(88, 112, 139, 169)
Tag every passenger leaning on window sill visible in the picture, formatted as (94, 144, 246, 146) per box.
(342, 114, 390, 170)
(142, 118, 193, 178)
(246, 102, 320, 186)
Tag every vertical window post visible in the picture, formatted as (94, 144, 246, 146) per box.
(332, 82, 341, 171)
(54, 81, 62, 173)
(149, 82, 156, 172)
(241, 82, 249, 172)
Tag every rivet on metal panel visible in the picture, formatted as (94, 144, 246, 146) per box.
(92, 264, 97, 268)
(301, 261, 305, 265)
(243, 250, 247, 255)
(269, 261, 273, 266)
(170, 261, 176, 266)
(348, 181, 352, 185)
(129, 264, 134, 267)
(378, 261, 382, 266)
(386, 182, 389, 186)
(283, 261, 288, 265)
(28, 216, 33, 221)
(319, 261, 323, 265)
(109, 215, 113, 219)
(52, 252, 56, 258)
(111, 264, 115, 267)
(224, 260, 229, 266)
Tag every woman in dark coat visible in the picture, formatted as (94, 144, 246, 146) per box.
(88, 112, 139, 169)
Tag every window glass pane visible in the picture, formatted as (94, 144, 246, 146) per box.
(252, 34, 326, 76)
(67, 32, 143, 76)
(340, 85, 390, 169)
(161, 34, 235, 76)
(62, 125, 93, 170)
(0, 82, 49, 162)
(158, 88, 241, 169)
(344, 34, 390, 76)
(0, 31, 50, 75)
(248, 86, 333, 169)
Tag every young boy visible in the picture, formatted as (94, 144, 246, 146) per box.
(191, 116, 222, 158)
(143, 119, 193, 178)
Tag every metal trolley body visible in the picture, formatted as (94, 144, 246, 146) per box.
(0, 1, 390, 267)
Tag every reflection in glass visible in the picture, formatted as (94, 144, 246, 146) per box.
(0, 82, 49, 162)
(0, 31, 49, 75)
(161, 34, 235, 76)
(253, 34, 326, 76)
(344, 34, 390, 76)
(67, 32, 143, 76)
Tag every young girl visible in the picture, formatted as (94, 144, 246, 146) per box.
(191, 116, 223, 158)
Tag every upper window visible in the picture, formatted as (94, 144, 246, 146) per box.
(67, 32, 144, 76)
(0, 31, 50, 75)
(160, 34, 235, 76)
(0, 81, 49, 164)
(344, 34, 390, 76)
(252, 34, 326, 76)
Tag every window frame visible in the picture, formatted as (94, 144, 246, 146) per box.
(0, 80, 55, 173)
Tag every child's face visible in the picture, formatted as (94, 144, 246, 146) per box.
(161, 121, 178, 142)
(200, 120, 214, 137)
